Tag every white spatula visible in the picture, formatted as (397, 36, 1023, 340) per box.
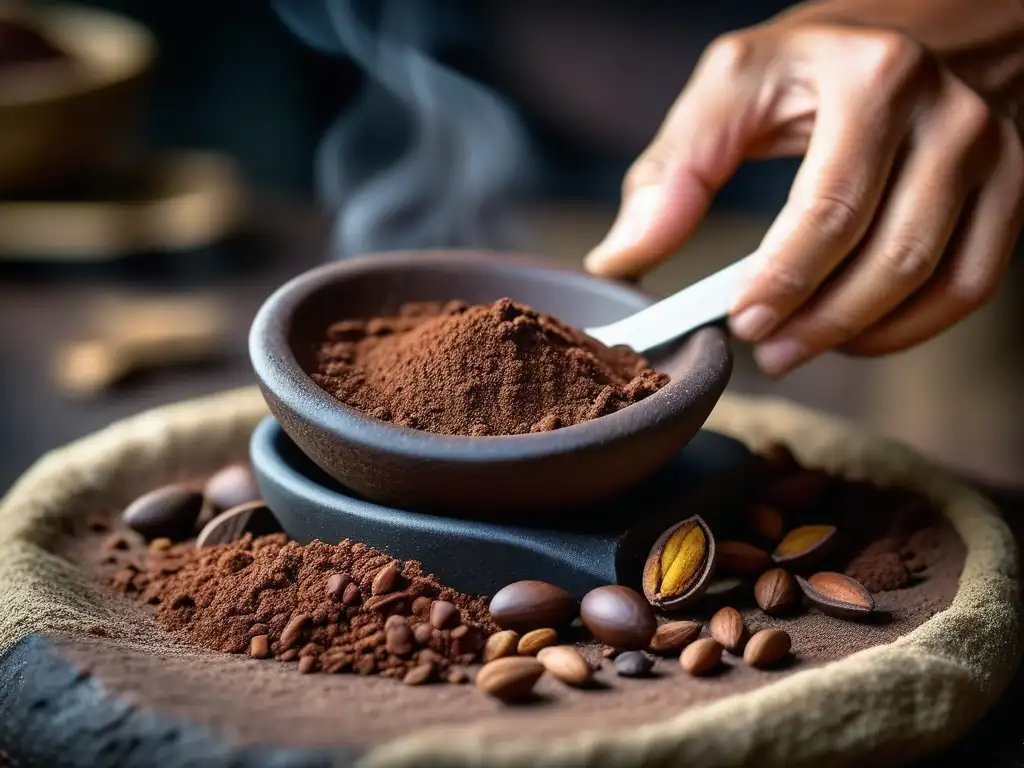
(585, 253, 758, 353)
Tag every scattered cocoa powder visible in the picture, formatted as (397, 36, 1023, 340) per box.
(310, 298, 668, 436)
(110, 533, 496, 683)
(841, 505, 941, 592)
(845, 551, 910, 592)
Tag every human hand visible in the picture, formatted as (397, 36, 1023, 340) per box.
(584, 0, 1024, 375)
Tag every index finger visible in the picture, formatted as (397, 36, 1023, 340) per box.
(729, 30, 919, 342)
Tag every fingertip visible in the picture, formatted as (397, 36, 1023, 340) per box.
(586, 186, 663, 265)
(753, 337, 809, 377)
(728, 304, 779, 342)
(584, 243, 665, 281)
(583, 245, 618, 276)
(587, 166, 724, 278)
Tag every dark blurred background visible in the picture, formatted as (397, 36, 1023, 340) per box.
(0, 0, 1020, 495)
(45, 0, 800, 203)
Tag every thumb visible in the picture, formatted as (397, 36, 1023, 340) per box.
(585, 37, 767, 279)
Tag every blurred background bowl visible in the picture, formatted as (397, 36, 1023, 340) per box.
(0, 2, 155, 196)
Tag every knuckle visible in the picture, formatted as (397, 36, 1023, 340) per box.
(877, 236, 938, 284)
(801, 193, 862, 245)
(703, 32, 757, 77)
(954, 90, 997, 146)
(856, 30, 928, 88)
(622, 151, 664, 197)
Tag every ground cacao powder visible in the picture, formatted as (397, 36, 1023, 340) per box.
(111, 533, 496, 683)
(842, 505, 941, 591)
(846, 546, 912, 592)
(310, 298, 669, 436)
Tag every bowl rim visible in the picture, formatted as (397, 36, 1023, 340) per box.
(249, 250, 732, 464)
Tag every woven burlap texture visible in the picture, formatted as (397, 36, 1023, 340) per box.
(0, 387, 1019, 768)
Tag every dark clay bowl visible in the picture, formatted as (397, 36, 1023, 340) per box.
(249, 251, 732, 515)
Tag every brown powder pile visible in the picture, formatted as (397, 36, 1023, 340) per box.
(111, 533, 496, 683)
(844, 525, 941, 591)
(310, 298, 669, 436)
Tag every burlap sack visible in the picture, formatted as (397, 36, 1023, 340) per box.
(0, 387, 1019, 767)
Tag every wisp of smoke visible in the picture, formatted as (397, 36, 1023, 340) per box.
(274, 0, 533, 258)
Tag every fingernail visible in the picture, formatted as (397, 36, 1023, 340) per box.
(729, 304, 778, 342)
(754, 337, 808, 377)
(585, 186, 662, 271)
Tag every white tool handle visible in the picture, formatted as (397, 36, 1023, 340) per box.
(585, 253, 758, 353)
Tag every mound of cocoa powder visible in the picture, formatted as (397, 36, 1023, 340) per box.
(111, 533, 495, 683)
(310, 298, 669, 436)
